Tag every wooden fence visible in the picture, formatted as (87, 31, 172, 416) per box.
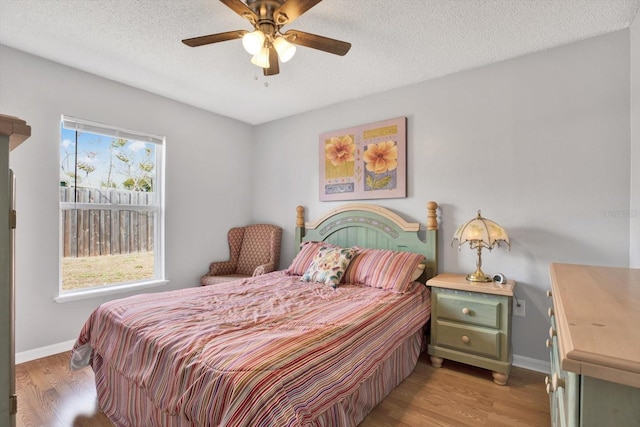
(60, 187, 155, 258)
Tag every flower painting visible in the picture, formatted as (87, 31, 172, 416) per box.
(319, 117, 406, 201)
(324, 135, 355, 179)
(363, 140, 398, 191)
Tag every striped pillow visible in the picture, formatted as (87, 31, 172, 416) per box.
(344, 248, 425, 292)
(300, 246, 358, 287)
(285, 241, 337, 276)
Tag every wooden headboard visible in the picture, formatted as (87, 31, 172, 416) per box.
(295, 202, 439, 281)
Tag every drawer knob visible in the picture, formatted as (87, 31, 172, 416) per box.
(552, 373, 565, 390)
(461, 335, 470, 344)
(544, 376, 552, 394)
(546, 290, 552, 298)
(549, 327, 556, 339)
(546, 338, 553, 348)
(548, 307, 554, 318)
(462, 307, 471, 315)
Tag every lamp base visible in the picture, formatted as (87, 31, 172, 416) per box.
(466, 270, 492, 282)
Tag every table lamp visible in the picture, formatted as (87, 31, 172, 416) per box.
(452, 210, 510, 282)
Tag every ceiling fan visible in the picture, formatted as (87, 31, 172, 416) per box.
(182, 0, 351, 76)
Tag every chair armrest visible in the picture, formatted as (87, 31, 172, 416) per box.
(209, 260, 237, 276)
(252, 262, 277, 277)
(207, 227, 244, 276)
(252, 226, 282, 277)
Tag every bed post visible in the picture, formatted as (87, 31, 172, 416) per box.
(425, 201, 438, 279)
(295, 206, 305, 254)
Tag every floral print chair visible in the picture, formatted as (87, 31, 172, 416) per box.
(200, 224, 283, 286)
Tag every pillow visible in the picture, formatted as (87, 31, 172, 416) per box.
(300, 246, 358, 287)
(285, 241, 337, 276)
(343, 248, 425, 292)
(411, 263, 426, 281)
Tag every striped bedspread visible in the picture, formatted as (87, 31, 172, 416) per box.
(71, 271, 431, 426)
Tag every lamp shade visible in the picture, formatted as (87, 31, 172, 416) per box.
(452, 211, 510, 250)
(242, 30, 265, 55)
(250, 47, 270, 68)
(273, 36, 296, 62)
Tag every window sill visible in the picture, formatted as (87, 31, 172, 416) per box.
(54, 279, 169, 303)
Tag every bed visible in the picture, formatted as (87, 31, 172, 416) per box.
(71, 202, 439, 426)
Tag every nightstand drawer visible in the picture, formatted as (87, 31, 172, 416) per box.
(437, 292, 501, 329)
(435, 321, 500, 359)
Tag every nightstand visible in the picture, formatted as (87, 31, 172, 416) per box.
(427, 273, 515, 385)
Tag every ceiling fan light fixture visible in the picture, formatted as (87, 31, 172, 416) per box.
(250, 47, 270, 68)
(242, 30, 265, 55)
(273, 36, 296, 62)
(273, 37, 296, 62)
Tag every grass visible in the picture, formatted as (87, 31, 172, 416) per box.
(61, 251, 154, 291)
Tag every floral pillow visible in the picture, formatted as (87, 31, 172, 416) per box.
(285, 241, 338, 276)
(300, 246, 358, 287)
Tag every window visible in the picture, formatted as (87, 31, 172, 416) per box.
(57, 115, 165, 301)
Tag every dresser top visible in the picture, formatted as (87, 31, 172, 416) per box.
(549, 263, 640, 388)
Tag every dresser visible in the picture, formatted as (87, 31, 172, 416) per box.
(427, 273, 514, 385)
(547, 263, 640, 426)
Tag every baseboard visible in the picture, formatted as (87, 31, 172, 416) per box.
(15, 339, 76, 365)
(513, 354, 549, 373)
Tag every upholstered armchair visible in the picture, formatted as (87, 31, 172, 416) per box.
(200, 224, 283, 286)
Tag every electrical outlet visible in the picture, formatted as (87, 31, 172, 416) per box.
(513, 299, 526, 317)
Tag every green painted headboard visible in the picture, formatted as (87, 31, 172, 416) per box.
(295, 202, 439, 282)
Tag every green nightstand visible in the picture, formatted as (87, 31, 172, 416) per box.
(427, 273, 515, 385)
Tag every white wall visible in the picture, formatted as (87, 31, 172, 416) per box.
(253, 30, 631, 362)
(631, 16, 640, 268)
(0, 45, 254, 353)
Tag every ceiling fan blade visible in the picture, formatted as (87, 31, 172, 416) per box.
(274, 0, 322, 25)
(182, 30, 248, 47)
(264, 46, 280, 76)
(283, 29, 351, 56)
(219, 0, 258, 24)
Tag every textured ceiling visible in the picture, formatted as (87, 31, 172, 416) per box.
(1, 0, 638, 125)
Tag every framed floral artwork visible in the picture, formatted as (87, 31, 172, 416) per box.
(319, 117, 407, 201)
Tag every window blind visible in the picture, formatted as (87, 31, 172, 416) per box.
(61, 115, 163, 145)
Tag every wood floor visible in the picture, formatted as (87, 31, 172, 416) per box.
(15, 351, 550, 426)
